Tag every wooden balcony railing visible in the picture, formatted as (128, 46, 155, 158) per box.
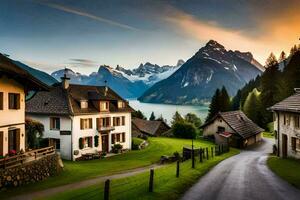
(0, 146, 55, 169)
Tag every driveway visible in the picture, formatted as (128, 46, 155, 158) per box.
(181, 138, 300, 200)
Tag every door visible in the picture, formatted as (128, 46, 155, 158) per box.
(282, 134, 288, 158)
(0, 131, 3, 156)
(8, 129, 19, 152)
(101, 135, 109, 153)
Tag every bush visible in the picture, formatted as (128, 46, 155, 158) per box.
(112, 144, 123, 153)
(132, 142, 139, 150)
(172, 121, 197, 139)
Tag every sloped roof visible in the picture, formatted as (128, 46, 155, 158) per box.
(202, 111, 264, 139)
(132, 118, 170, 136)
(0, 53, 49, 91)
(26, 83, 134, 116)
(269, 91, 300, 113)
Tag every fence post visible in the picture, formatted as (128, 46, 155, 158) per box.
(149, 169, 154, 192)
(199, 148, 203, 163)
(192, 149, 195, 168)
(176, 160, 180, 178)
(104, 179, 110, 200)
(218, 145, 221, 155)
(206, 148, 209, 160)
(211, 147, 214, 158)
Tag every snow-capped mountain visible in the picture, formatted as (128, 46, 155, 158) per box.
(138, 40, 263, 105)
(51, 60, 183, 98)
(114, 60, 184, 85)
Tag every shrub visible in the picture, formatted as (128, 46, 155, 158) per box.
(172, 121, 197, 139)
(132, 142, 139, 150)
(112, 144, 123, 153)
(94, 135, 99, 147)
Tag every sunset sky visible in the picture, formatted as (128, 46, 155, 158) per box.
(0, 0, 299, 74)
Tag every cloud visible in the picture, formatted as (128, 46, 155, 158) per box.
(66, 58, 99, 67)
(164, 6, 300, 64)
(40, 2, 138, 31)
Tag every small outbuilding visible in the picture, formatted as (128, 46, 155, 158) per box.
(201, 111, 264, 148)
(132, 118, 170, 137)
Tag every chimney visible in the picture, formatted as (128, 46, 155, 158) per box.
(294, 88, 300, 93)
(61, 68, 70, 89)
(104, 80, 108, 96)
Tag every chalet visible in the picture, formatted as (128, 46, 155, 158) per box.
(201, 111, 263, 148)
(269, 88, 300, 159)
(132, 118, 170, 137)
(0, 54, 49, 157)
(26, 74, 134, 160)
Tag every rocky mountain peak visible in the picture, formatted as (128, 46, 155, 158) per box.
(205, 40, 225, 49)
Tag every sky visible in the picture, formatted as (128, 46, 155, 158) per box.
(0, 0, 300, 74)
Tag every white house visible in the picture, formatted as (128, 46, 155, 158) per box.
(0, 54, 49, 157)
(269, 88, 300, 159)
(26, 75, 134, 160)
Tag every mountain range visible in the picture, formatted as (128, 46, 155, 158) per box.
(138, 40, 263, 105)
(51, 60, 183, 98)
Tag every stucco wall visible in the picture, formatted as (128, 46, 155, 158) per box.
(274, 111, 300, 159)
(0, 76, 26, 155)
(203, 116, 235, 136)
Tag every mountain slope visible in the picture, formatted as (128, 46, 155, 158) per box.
(138, 40, 262, 105)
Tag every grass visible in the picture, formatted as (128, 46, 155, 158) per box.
(132, 137, 144, 145)
(1, 137, 214, 198)
(42, 148, 240, 200)
(267, 156, 300, 189)
(263, 131, 275, 138)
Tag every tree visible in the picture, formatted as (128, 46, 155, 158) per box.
(171, 111, 184, 127)
(279, 51, 287, 69)
(231, 89, 241, 110)
(290, 45, 298, 56)
(149, 112, 156, 121)
(243, 89, 263, 126)
(282, 51, 300, 97)
(25, 118, 44, 149)
(156, 114, 167, 123)
(219, 86, 230, 112)
(132, 110, 147, 120)
(172, 121, 197, 139)
(206, 88, 221, 122)
(185, 113, 202, 127)
(265, 52, 278, 68)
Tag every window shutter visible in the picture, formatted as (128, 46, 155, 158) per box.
(80, 119, 84, 130)
(122, 132, 125, 142)
(16, 94, 20, 109)
(0, 92, 3, 110)
(122, 116, 125, 125)
(16, 129, 20, 151)
(89, 118, 92, 129)
(96, 118, 99, 129)
(0, 132, 3, 156)
(57, 118, 61, 130)
(89, 137, 92, 147)
(112, 134, 115, 144)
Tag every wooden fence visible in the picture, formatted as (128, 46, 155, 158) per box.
(0, 146, 55, 169)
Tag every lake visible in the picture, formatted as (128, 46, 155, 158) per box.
(128, 100, 209, 124)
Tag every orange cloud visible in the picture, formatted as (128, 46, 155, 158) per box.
(165, 7, 300, 65)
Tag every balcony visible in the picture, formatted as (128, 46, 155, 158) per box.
(97, 126, 115, 132)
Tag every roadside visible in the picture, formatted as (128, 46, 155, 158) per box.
(181, 138, 300, 200)
(267, 156, 300, 189)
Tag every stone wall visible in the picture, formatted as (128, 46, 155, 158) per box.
(0, 154, 62, 190)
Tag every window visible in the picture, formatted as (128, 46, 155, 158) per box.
(100, 101, 109, 111)
(111, 132, 125, 144)
(118, 101, 125, 109)
(0, 92, 3, 110)
(292, 137, 300, 151)
(50, 117, 60, 130)
(8, 93, 20, 109)
(217, 126, 225, 133)
(113, 116, 125, 126)
(80, 118, 93, 130)
(80, 100, 88, 109)
(97, 117, 110, 128)
(79, 137, 93, 148)
(295, 115, 300, 129)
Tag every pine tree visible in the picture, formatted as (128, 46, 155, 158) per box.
(219, 86, 230, 112)
(282, 51, 300, 97)
(243, 89, 262, 126)
(231, 89, 241, 110)
(279, 51, 287, 69)
(171, 111, 184, 127)
(260, 53, 280, 123)
(206, 89, 221, 122)
(290, 45, 298, 56)
(149, 112, 156, 121)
